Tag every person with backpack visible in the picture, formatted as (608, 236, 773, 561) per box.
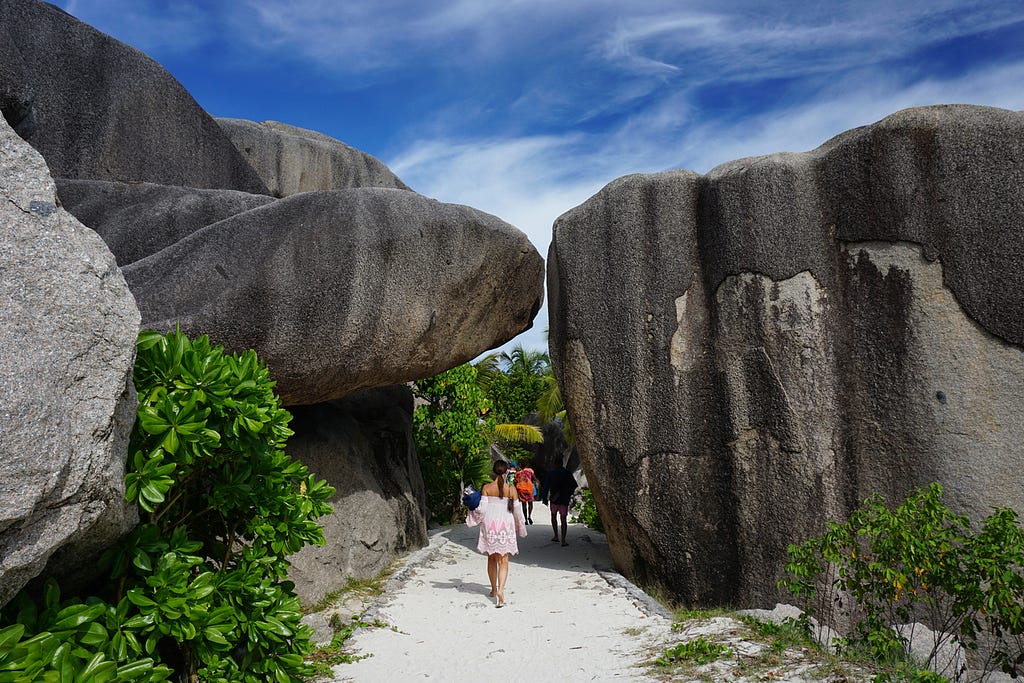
(514, 462, 537, 524)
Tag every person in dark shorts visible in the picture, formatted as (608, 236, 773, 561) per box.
(542, 462, 577, 546)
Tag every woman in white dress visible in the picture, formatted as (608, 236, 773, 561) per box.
(466, 460, 528, 607)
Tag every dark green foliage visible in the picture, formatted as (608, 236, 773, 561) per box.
(0, 330, 334, 682)
(413, 364, 493, 524)
(781, 483, 1024, 676)
(414, 356, 548, 524)
(576, 488, 604, 533)
(486, 371, 546, 424)
(739, 615, 815, 653)
(872, 668, 950, 682)
(0, 580, 171, 682)
(476, 346, 551, 425)
(654, 636, 732, 667)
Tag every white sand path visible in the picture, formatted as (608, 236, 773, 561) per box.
(330, 502, 674, 682)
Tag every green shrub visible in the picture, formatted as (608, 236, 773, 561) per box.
(872, 667, 950, 682)
(654, 636, 733, 667)
(0, 330, 334, 682)
(0, 580, 171, 682)
(575, 488, 604, 533)
(781, 482, 1024, 677)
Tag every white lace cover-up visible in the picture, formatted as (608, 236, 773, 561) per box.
(466, 495, 528, 555)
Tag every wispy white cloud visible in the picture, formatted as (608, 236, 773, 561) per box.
(599, 2, 1024, 84)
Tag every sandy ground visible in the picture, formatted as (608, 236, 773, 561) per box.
(314, 504, 1010, 683)
(328, 502, 674, 682)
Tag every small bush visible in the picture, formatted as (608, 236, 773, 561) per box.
(739, 615, 815, 652)
(654, 636, 733, 667)
(575, 488, 604, 533)
(781, 482, 1024, 678)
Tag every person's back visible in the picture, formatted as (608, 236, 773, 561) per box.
(543, 465, 576, 545)
(466, 460, 527, 607)
(546, 465, 576, 505)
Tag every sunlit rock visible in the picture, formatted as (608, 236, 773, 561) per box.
(549, 104, 1024, 607)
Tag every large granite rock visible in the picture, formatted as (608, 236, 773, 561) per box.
(285, 386, 428, 607)
(548, 105, 1024, 608)
(217, 119, 410, 197)
(123, 187, 545, 405)
(0, 117, 140, 607)
(56, 179, 275, 266)
(0, 0, 268, 193)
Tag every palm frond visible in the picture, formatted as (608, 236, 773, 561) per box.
(536, 374, 564, 423)
(560, 411, 573, 446)
(473, 352, 503, 391)
(491, 422, 544, 444)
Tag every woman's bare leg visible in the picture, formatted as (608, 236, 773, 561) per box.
(487, 554, 499, 596)
(496, 554, 510, 607)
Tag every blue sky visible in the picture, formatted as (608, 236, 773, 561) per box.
(55, 0, 1024, 355)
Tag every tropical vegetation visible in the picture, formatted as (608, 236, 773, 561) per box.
(413, 345, 560, 524)
(781, 482, 1024, 680)
(0, 330, 333, 682)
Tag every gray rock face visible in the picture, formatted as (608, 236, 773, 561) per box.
(56, 179, 275, 266)
(284, 386, 427, 607)
(217, 118, 410, 197)
(0, 0, 268, 193)
(0, 117, 140, 606)
(124, 188, 545, 405)
(548, 104, 1024, 608)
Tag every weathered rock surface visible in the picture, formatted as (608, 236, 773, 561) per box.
(56, 179, 275, 266)
(217, 118, 410, 197)
(0, 117, 140, 606)
(285, 386, 428, 607)
(549, 105, 1024, 608)
(0, 0, 268, 193)
(123, 187, 544, 405)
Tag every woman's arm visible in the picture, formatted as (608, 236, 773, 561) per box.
(465, 496, 486, 527)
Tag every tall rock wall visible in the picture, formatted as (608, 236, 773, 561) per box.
(548, 105, 1024, 607)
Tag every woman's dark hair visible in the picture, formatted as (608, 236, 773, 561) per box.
(493, 460, 514, 512)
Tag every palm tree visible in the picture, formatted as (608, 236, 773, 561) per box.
(472, 349, 545, 449)
(473, 351, 503, 393)
(501, 345, 550, 376)
(537, 372, 573, 445)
